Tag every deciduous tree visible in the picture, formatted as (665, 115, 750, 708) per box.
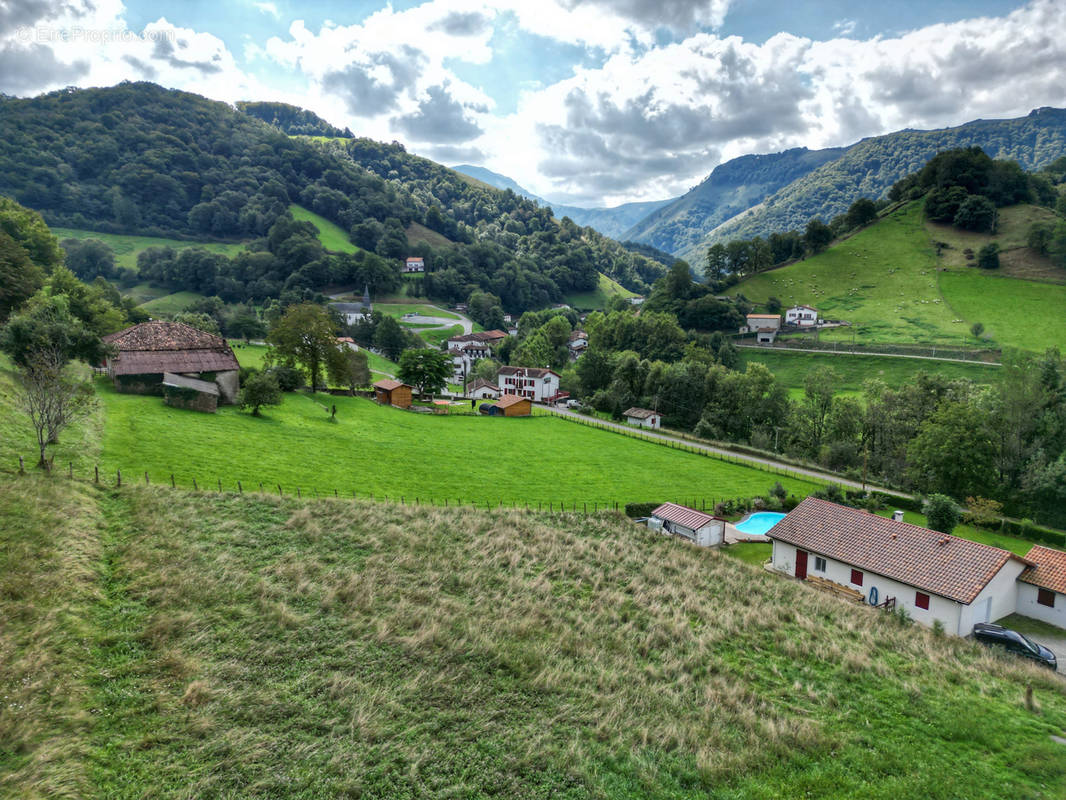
(267, 302, 339, 391)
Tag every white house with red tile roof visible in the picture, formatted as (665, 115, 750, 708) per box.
(1017, 545, 1066, 628)
(623, 407, 661, 429)
(403, 257, 425, 273)
(767, 497, 1033, 636)
(785, 305, 819, 326)
(649, 502, 725, 548)
(496, 366, 561, 402)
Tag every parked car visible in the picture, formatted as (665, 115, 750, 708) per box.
(972, 623, 1057, 670)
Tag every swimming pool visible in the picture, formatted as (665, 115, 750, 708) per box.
(734, 511, 787, 536)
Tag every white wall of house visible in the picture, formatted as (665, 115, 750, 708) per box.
(958, 561, 1026, 635)
(654, 517, 724, 547)
(626, 413, 660, 429)
(1015, 583, 1066, 628)
(786, 307, 818, 326)
(499, 371, 559, 401)
(770, 540, 969, 633)
(471, 386, 500, 399)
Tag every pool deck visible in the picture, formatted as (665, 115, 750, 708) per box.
(724, 522, 770, 544)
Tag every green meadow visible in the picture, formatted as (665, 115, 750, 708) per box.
(137, 290, 206, 315)
(52, 227, 247, 271)
(564, 272, 638, 309)
(289, 204, 359, 253)
(95, 379, 819, 504)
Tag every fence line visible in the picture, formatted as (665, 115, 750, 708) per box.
(736, 339, 1001, 364)
(10, 456, 760, 516)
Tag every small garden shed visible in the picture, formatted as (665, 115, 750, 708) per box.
(373, 378, 413, 409)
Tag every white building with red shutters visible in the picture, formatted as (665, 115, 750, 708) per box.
(496, 366, 561, 402)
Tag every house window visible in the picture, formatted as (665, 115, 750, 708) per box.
(1038, 588, 1056, 608)
(850, 569, 864, 586)
(915, 592, 930, 610)
(813, 556, 827, 572)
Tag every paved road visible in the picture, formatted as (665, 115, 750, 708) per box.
(737, 343, 1001, 367)
(400, 306, 474, 335)
(543, 405, 911, 499)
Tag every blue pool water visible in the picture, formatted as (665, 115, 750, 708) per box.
(734, 512, 787, 536)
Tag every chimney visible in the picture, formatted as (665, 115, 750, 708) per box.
(892, 510, 905, 523)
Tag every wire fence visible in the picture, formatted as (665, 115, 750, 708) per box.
(11, 455, 744, 516)
(737, 339, 1001, 364)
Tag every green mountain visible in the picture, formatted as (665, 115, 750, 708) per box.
(0, 83, 665, 311)
(623, 146, 846, 257)
(677, 108, 1066, 262)
(236, 100, 353, 138)
(451, 164, 673, 240)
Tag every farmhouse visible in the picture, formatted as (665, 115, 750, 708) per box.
(1017, 546, 1066, 628)
(744, 313, 782, 344)
(767, 498, 1032, 636)
(497, 366, 561, 402)
(479, 393, 531, 417)
(648, 502, 725, 548)
(568, 330, 588, 360)
(448, 339, 491, 381)
(162, 372, 220, 413)
(403, 257, 425, 273)
(103, 321, 239, 403)
(372, 378, 413, 409)
(785, 305, 819, 326)
(465, 378, 501, 400)
(623, 407, 661, 429)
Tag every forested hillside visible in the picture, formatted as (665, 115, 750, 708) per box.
(0, 83, 665, 311)
(624, 146, 846, 257)
(679, 108, 1066, 261)
(236, 100, 353, 138)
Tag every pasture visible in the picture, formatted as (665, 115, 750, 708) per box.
(95, 379, 820, 505)
(289, 204, 359, 253)
(564, 272, 638, 309)
(3, 475, 1065, 799)
(53, 227, 247, 272)
(137, 290, 206, 316)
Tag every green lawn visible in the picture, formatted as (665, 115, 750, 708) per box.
(939, 270, 1066, 353)
(53, 227, 247, 272)
(739, 349, 1001, 393)
(228, 342, 399, 378)
(419, 324, 465, 347)
(731, 203, 969, 345)
(137, 291, 206, 316)
(564, 272, 637, 309)
(96, 379, 820, 504)
(373, 302, 460, 320)
(289, 204, 359, 253)
(722, 541, 772, 565)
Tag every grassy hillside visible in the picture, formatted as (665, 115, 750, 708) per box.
(405, 220, 453, 248)
(289, 204, 359, 253)
(94, 379, 818, 504)
(52, 227, 247, 272)
(137, 290, 207, 316)
(939, 271, 1066, 352)
(564, 272, 638, 309)
(3, 475, 1066, 798)
(738, 349, 1001, 393)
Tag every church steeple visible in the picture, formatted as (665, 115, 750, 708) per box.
(363, 285, 371, 310)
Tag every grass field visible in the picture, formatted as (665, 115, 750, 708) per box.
(564, 272, 638, 309)
(228, 342, 400, 378)
(3, 476, 1066, 798)
(122, 282, 169, 305)
(53, 227, 248, 272)
(939, 270, 1066, 353)
(137, 290, 206, 316)
(419, 323, 466, 347)
(290, 204, 359, 253)
(373, 302, 460, 319)
(738, 349, 1001, 393)
(95, 379, 820, 504)
(406, 220, 453, 248)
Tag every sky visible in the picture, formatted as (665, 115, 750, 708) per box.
(2, 0, 1065, 207)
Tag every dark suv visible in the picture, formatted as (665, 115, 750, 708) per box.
(973, 623, 1058, 670)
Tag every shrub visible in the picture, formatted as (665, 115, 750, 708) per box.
(812, 484, 847, 504)
(976, 242, 1000, 269)
(624, 502, 661, 519)
(963, 496, 1003, 528)
(924, 494, 960, 534)
(769, 482, 787, 502)
(267, 365, 303, 392)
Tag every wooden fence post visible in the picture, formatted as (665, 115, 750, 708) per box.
(217, 479, 222, 493)
(297, 488, 301, 498)
(238, 481, 243, 494)
(170, 474, 175, 488)
(277, 484, 282, 496)
(192, 477, 197, 491)
(18, 456, 24, 475)
(116, 469, 121, 487)
(95, 465, 99, 483)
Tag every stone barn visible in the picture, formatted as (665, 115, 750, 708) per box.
(103, 321, 239, 403)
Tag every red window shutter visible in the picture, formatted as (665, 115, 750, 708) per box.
(915, 592, 930, 610)
(850, 569, 863, 586)
(1038, 588, 1056, 607)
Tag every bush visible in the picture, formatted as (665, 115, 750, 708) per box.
(624, 502, 661, 519)
(976, 242, 1000, 269)
(267, 365, 303, 392)
(812, 484, 847, 504)
(963, 496, 1002, 528)
(924, 494, 961, 534)
(769, 482, 787, 502)
(238, 365, 259, 385)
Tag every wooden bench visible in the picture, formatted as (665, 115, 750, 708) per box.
(806, 574, 866, 604)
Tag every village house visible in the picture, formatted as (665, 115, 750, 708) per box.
(403, 257, 425, 273)
(496, 366, 561, 402)
(785, 305, 819, 327)
(448, 339, 492, 381)
(336, 336, 359, 351)
(623, 407, 661, 429)
(447, 330, 509, 349)
(648, 502, 725, 548)
(1017, 546, 1066, 629)
(767, 498, 1033, 636)
(329, 285, 372, 324)
(567, 330, 588, 361)
(479, 393, 531, 417)
(103, 321, 240, 403)
(628, 296, 645, 306)
(465, 378, 501, 400)
(744, 313, 782, 344)
(372, 378, 413, 409)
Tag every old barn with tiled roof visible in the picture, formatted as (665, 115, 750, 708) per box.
(767, 497, 1032, 636)
(104, 321, 240, 403)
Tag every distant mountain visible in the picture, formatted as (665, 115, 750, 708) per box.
(451, 164, 673, 240)
(623, 147, 846, 258)
(674, 108, 1066, 262)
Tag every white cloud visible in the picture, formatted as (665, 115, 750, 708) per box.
(251, 1, 281, 19)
